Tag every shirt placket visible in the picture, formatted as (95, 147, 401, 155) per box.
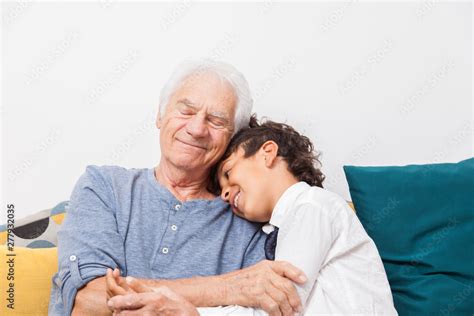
(153, 202, 188, 272)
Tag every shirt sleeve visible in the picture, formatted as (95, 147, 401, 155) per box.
(198, 305, 267, 315)
(241, 224, 267, 268)
(54, 165, 126, 315)
(275, 202, 337, 307)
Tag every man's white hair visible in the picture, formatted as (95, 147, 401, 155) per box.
(159, 59, 253, 135)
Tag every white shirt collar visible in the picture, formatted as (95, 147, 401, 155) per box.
(261, 223, 275, 234)
(262, 182, 309, 234)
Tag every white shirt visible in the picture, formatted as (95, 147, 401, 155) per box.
(199, 182, 398, 315)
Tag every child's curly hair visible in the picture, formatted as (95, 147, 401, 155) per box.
(209, 114, 325, 195)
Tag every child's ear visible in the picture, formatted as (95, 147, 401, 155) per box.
(261, 141, 279, 167)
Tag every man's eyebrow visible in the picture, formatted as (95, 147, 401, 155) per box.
(177, 99, 231, 124)
(177, 98, 198, 109)
(209, 111, 230, 122)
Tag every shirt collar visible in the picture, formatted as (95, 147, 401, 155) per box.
(262, 223, 275, 235)
(266, 181, 309, 230)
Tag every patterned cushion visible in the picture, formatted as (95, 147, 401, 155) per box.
(0, 201, 68, 248)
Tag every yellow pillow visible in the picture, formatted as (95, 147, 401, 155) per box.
(0, 246, 57, 315)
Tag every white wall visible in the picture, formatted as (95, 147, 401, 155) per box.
(1, 1, 472, 223)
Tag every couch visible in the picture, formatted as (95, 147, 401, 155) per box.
(1, 158, 473, 315)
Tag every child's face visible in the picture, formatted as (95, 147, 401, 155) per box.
(217, 147, 273, 222)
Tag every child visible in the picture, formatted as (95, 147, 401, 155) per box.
(199, 115, 397, 315)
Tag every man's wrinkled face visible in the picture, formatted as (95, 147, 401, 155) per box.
(157, 72, 237, 173)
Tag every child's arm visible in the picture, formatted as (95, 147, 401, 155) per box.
(274, 202, 336, 306)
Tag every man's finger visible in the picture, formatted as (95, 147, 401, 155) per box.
(126, 276, 153, 293)
(113, 308, 144, 316)
(113, 268, 121, 278)
(264, 281, 294, 316)
(259, 294, 282, 316)
(111, 268, 135, 294)
(106, 268, 116, 291)
(114, 269, 127, 288)
(106, 268, 128, 296)
(271, 261, 307, 284)
(271, 276, 302, 313)
(108, 292, 159, 310)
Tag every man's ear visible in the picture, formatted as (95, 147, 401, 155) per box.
(156, 111, 162, 129)
(260, 141, 279, 168)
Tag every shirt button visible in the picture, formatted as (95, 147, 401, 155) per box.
(174, 204, 181, 211)
(171, 225, 177, 231)
(69, 255, 77, 261)
(162, 247, 169, 254)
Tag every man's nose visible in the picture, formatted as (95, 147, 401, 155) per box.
(186, 114, 208, 138)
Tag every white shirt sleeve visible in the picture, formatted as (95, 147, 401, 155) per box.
(274, 202, 336, 307)
(197, 305, 267, 315)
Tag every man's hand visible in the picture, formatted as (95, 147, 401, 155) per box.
(223, 260, 306, 316)
(106, 268, 198, 315)
(86, 260, 306, 316)
(106, 268, 135, 301)
(108, 285, 199, 316)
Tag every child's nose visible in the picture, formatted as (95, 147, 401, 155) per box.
(221, 187, 230, 202)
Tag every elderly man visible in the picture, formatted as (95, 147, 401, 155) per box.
(48, 60, 306, 316)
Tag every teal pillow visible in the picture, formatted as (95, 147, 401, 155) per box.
(344, 158, 474, 316)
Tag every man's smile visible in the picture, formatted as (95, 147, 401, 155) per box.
(176, 138, 207, 150)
